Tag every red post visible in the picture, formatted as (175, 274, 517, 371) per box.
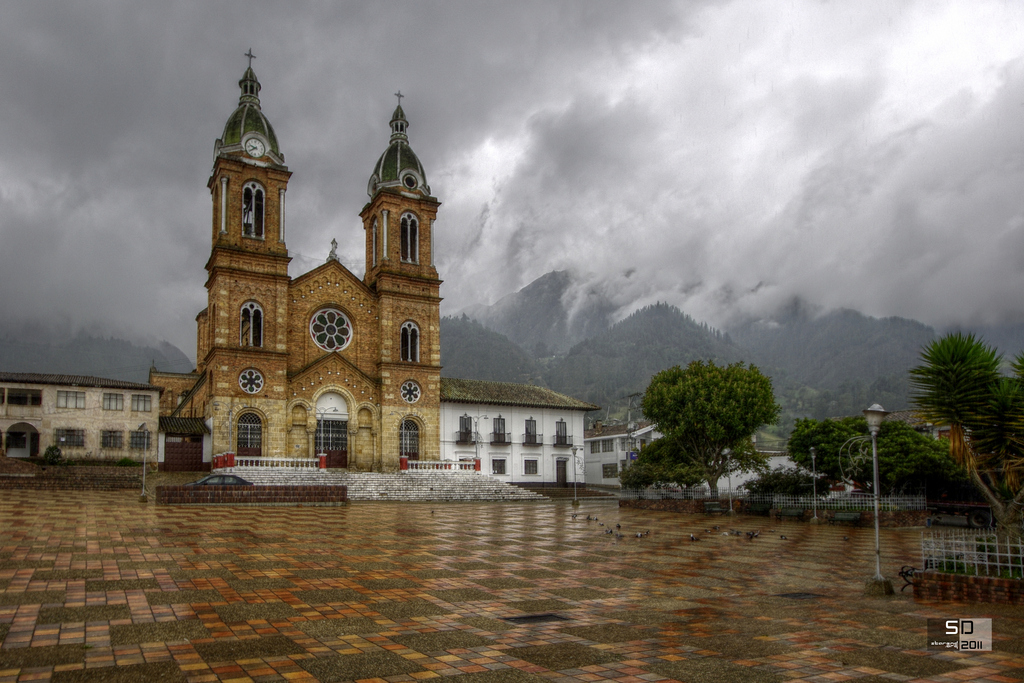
(319, 454, 327, 470)
(399, 456, 409, 471)
(213, 455, 223, 469)
(474, 458, 481, 472)
(226, 452, 235, 468)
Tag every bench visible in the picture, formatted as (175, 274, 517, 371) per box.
(778, 508, 805, 520)
(748, 502, 771, 516)
(830, 511, 862, 526)
(703, 501, 727, 514)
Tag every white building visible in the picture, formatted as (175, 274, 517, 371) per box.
(0, 373, 160, 462)
(439, 378, 598, 487)
(583, 421, 661, 487)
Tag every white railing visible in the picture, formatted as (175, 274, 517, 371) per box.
(922, 530, 1024, 578)
(620, 488, 926, 510)
(231, 456, 320, 469)
(407, 460, 478, 472)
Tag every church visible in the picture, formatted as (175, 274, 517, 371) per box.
(150, 61, 597, 478)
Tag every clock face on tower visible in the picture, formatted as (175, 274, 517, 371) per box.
(244, 137, 266, 158)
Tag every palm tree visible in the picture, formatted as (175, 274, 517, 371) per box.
(909, 333, 1024, 539)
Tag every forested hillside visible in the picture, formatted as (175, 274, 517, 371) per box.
(439, 316, 543, 384)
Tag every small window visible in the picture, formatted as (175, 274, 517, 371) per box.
(602, 463, 618, 478)
(0, 388, 4, 404)
(101, 431, 124, 449)
(240, 302, 263, 347)
(590, 441, 600, 453)
(400, 420, 419, 460)
(555, 420, 569, 446)
(55, 428, 85, 447)
(129, 430, 151, 450)
(57, 391, 86, 409)
(7, 389, 42, 406)
(492, 415, 506, 442)
(458, 415, 473, 443)
(524, 459, 538, 475)
(602, 439, 614, 453)
(242, 181, 265, 238)
(492, 459, 506, 475)
(103, 393, 123, 411)
(400, 321, 420, 362)
(371, 218, 378, 265)
(524, 418, 539, 445)
(403, 175, 416, 189)
(131, 394, 152, 412)
(400, 213, 418, 263)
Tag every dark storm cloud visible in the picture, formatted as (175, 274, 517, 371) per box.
(0, 1, 1022, 361)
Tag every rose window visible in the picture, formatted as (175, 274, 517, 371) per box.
(401, 380, 421, 403)
(239, 368, 264, 394)
(310, 308, 352, 352)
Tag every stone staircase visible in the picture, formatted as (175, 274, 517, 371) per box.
(218, 468, 549, 502)
(519, 485, 618, 500)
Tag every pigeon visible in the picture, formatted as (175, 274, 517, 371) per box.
(635, 532, 643, 538)
(704, 529, 711, 534)
(571, 513, 578, 519)
(690, 534, 699, 541)
(615, 523, 621, 529)
(605, 529, 614, 534)
(721, 532, 729, 536)
(842, 536, 849, 541)
(780, 535, 788, 540)
(599, 522, 605, 527)
(713, 525, 721, 531)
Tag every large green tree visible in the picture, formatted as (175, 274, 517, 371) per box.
(910, 333, 1024, 538)
(787, 417, 964, 494)
(641, 360, 780, 494)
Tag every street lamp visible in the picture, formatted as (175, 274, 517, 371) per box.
(138, 423, 149, 500)
(810, 447, 818, 522)
(570, 445, 579, 505)
(863, 403, 893, 594)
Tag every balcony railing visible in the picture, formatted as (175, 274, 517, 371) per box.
(522, 433, 543, 446)
(553, 434, 573, 447)
(455, 430, 475, 445)
(490, 432, 512, 445)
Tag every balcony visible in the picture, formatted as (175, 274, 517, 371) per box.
(553, 434, 573, 448)
(455, 430, 475, 445)
(490, 432, 512, 445)
(521, 433, 544, 446)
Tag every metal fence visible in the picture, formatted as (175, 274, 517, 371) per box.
(619, 487, 926, 511)
(921, 530, 1024, 578)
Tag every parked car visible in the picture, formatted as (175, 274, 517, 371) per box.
(185, 474, 253, 487)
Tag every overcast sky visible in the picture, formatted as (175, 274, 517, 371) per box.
(1, 1, 1023, 361)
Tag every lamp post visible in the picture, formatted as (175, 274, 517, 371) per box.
(863, 403, 893, 594)
(138, 423, 149, 501)
(810, 447, 818, 522)
(570, 445, 579, 505)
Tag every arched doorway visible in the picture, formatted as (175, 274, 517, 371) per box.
(236, 412, 263, 459)
(4, 422, 39, 458)
(316, 392, 349, 468)
(400, 419, 419, 461)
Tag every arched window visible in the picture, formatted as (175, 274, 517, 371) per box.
(400, 321, 419, 362)
(240, 302, 263, 347)
(236, 412, 262, 457)
(400, 213, 418, 263)
(242, 181, 265, 238)
(371, 218, 378, 265)
(400, 419, 419, 460)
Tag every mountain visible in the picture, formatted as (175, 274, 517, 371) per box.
(439, 315, 543, 384)
(465, 270, 614, 355)
(0, 333, 193, 383)
(542, 303, 741, 411)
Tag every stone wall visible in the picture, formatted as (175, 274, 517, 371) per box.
(156, 484, 347, 506)
(914, 571, 1024, 605)
(0, 466, 142, 491)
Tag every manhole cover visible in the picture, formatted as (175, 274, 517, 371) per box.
(775, 592, 822, 600)
(503, 613, 569, 624)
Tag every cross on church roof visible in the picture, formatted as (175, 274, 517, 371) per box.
(245, 48, 256, 68)
(395, 90, 404, 106)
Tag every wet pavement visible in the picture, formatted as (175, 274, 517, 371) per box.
(1, 491, 1022, 682)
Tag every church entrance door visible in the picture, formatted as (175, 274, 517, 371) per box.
(316, 418, 348, 468)
(236, 413, 262, 460)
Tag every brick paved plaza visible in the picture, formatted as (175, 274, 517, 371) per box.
(1, 492, 1022, 683)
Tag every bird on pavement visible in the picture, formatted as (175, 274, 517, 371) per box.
(780, 535, 788, 540)
(690, 534, 699, 541)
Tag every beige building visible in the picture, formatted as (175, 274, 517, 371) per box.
(153, 64, 443, 472)
(0, 372, 160, 462)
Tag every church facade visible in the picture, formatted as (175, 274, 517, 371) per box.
(153, 65, 444, 472)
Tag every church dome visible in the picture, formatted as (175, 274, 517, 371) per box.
(368, 102, 430, 197)
(220, 66, 281, 157)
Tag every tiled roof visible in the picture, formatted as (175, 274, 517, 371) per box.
(159, 417, 210, 435)
(0, 372, 158, 392)
(584, 421, 654, 440)
(440, 378, 599, 411)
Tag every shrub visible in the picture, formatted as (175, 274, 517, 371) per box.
(741, 466, 828, 496)
(42, 445, 64, 466)
(115, 457, 140, 467)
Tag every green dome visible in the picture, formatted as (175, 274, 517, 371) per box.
(221, 67, 281, 155)
(368, 103, 430, 197)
